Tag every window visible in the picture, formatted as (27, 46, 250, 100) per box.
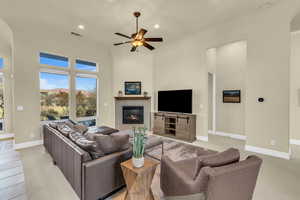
(39, 53, 99, 127)
(76, 76, 97, 119)
(0, 75, 4, 131)
(75, 59, 97, 71)
(40, 52, 69, 68)
(40, 72, 69, 121)
(0, 58, 3, 69)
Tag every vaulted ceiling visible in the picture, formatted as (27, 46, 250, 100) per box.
(0, 0, 281, 46)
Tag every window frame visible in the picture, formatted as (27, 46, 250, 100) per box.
(39, 52, 99, 127)
(75, 59, 98, 72)
(39, 52, 70, 69)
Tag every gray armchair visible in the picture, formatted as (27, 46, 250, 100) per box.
(160, 151, 262, 200)
(160, 148, 240, 197)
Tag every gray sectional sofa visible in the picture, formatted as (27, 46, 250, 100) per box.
(43, 124, 132, 200)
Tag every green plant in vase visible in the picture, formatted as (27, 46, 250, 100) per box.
(132, 127, 147, 168)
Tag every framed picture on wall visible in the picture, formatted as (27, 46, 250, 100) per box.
(125, 81, 142, 95)
(223, 90, 241, 103)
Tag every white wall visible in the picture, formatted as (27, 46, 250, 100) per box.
(153, 1, 300, 153)
(290, 32, 300, 141)
(11, 27, 114, 144)
(215, 41, 246, 135)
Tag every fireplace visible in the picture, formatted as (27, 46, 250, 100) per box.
(123, 106, 144, 124)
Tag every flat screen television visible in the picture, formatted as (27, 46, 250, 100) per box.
(158, 89, 192, 114)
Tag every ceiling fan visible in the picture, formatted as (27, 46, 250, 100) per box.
(114, 12, 163, 52)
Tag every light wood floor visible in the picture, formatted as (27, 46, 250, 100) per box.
(0, 140, 27, 200)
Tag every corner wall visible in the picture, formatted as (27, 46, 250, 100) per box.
(153, 0, 300, 154)
(11, 28, 114, 144)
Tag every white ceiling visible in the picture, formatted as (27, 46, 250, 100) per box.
(0, 0, 281, 47)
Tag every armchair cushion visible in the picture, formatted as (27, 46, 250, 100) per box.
(199, 148, 240, 168)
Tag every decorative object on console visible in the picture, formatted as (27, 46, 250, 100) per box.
(114, 11, 163, 52)
(223, 90, 241, 103)
(125, 81, 142, 95)
(118, 90, 123, 97)
(132, 127, 147, 168)
(143, 91, 148, 97)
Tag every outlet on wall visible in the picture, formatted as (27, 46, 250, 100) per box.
(271, 139, 276, 146)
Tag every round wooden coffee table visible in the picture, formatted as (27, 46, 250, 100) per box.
(119, 158, 159, 200)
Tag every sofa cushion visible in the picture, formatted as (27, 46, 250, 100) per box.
(57, 123, 74, 137)
(94, 134, 130, 154)
(199, 148, 240, 168)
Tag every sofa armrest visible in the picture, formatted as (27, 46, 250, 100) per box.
(82, 149, 132, 200)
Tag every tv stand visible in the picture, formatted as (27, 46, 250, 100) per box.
(153, 112, 196, 142)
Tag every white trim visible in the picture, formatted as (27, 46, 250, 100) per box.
(291, 30, 300, 35)
(245, 145, 290, 160)
(0, 133, 14, 139)
(209, 130, 246, 140)
(197, 136, 208, 142)
(290, 139, 300, 146)
(14, 140, 43, 150)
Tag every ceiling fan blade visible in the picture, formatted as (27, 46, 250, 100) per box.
(114, 41, 132, 46)
(145, 38, 163, 42)
(137, 29, 148, 38)
(115, 33, 132, 39)
(143, 42, 155, 51)
(131, 46, 137, 52)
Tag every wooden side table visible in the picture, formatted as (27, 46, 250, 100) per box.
(120, 158, 159, 200)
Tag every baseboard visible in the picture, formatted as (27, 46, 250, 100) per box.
(245, 145, 290, 160)
(0, 133, 14, 140)
(209, 130, 246, 140)
(197, 136, 208, 142)
(290, 139, 300, 146)
(14, 140, 43, 150)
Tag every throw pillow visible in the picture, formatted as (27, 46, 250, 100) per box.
(57, 124, 74, 137)
(73, 124, 88, 134)
(65, 120, 88, 134)
(69, 132, 105, 159)
(199, 148, 240, 168)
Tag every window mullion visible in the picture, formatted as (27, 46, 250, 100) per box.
(69, 58, 76, 121)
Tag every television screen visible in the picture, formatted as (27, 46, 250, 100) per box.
(158, 89, 192, 113)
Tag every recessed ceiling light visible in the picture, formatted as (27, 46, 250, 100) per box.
(154, 24, 160, 29)
(78, 25, 85, 30)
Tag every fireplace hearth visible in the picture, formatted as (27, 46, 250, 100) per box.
(123, 106, 144, 124)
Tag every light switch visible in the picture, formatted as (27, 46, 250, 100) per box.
(17, 105, 24, 111)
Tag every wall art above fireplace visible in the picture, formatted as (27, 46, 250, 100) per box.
(125, 81, 142, 95)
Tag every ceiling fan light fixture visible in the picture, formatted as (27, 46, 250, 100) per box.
(132, 40, 143, 47)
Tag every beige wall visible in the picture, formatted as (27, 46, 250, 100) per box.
(290, 32, 300, 141)
(153, 0, 300, 153)
(112, 47, 154, 122)
(11, 27, 114, 144)
(215, 41, 246, 135)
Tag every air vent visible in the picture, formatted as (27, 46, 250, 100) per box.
(71, 32, 83, 37)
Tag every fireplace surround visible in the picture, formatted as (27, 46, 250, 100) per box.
(115, 97, 151, 130)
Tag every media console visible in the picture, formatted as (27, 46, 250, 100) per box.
(153, 112, 196, 142)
